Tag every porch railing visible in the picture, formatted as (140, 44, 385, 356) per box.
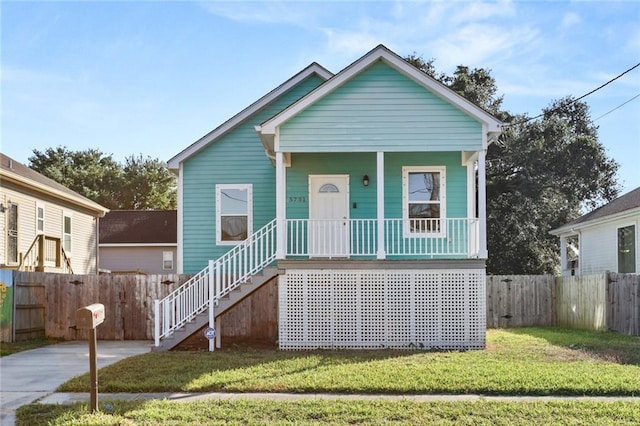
(154, 219, 277, 346)
(286, 218, 479, 258)
(18, 235, 73, 274)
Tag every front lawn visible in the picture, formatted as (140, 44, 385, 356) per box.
(0, 338, 61, 357)
(59, 327, 640, 396)
(17, 399, 640, 426)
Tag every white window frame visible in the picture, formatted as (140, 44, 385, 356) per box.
(36, 202, 45, 235)
(402, 166, 446, 238)
(216, 184, 253, 245)
(62, 211, 72, 255)
(162, 250, 174, 270)
(616, 223, 637, 274)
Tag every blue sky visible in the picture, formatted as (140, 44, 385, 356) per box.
(2, 1, 639, 194)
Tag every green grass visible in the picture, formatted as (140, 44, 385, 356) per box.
(16, 399, 640, 425)
(0, 338, 61, 357)
(59, 327, 640, 396)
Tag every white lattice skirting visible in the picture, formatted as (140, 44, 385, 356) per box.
(279, 269, 486, 350)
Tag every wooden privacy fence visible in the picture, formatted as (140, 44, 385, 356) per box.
(7, 270, 639, 342)
(10, 271, 279, 343)
(487, 272, 639, 336)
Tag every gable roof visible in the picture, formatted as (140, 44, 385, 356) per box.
(0, 153, 109, 216)
(167, 62, 333, 170)
(99, 210, 177, 244)
(257, 44, 503, 146)
(550, 187, 640, 235)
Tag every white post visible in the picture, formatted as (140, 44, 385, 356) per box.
(208, 260, 215, 352)
(376, 151, 386, 260)
(154, 300, 160, 347)
(478, 149, 488, 259)
(276, 151, 286, 259)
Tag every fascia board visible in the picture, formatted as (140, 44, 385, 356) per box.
(260, 46, 503, 136)
(550, 207, 640, 236)
(167, 63, 334, 170)
(1, 169, 109, 217)
(100, 243, 178, 247)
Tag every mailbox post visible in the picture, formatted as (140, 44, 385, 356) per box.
(76, 303, 105, 413)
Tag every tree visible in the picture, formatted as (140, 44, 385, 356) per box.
(28, 147, 123, 208)
(405, 56, 620, 274)
(120, 154, 177, 210)
(28, 147, 177, 210)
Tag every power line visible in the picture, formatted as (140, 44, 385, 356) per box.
(594, 93, 640, 121)
(503, 61, 640, 127)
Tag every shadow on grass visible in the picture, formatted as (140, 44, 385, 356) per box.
(58, 346, 432, 394)
(508, 326, 640, 365)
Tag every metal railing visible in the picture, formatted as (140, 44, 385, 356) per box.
(154, 219, 277, 346)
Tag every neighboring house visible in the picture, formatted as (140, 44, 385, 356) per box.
(551, 187, 639, 276)
(99, 210, 177, 274)
(156, 45, 503, 351)
(0, 153, 109, 274)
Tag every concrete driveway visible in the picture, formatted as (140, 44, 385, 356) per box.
(0, 340, 151, 426)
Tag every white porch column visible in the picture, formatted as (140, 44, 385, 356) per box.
(478, 149, 488, 259)
(376, 151, 386, 260)
(276, 151, 286, 259)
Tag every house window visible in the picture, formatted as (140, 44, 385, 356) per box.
(618, 225, 636, 273)
(402, 166, 446, 235)
(63, 213, 72, 254)
(7, 202, 18, 264)
(36, 203, 45, 234)
(216, 184, 252, 245)
(163, 251, 174, 270)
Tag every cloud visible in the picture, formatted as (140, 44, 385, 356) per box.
(560, 12, 581, 29)
(199, 1, 323, 27)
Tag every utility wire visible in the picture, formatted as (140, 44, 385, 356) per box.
(503, 61, 640, 127)
(593, 93, 640, 121)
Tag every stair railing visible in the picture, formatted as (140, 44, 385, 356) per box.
(154, 219, 277, 346)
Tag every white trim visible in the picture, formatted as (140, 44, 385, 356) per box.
(550, 207, 640, 236)
(99, 243, 177, 248)
(0, 168, 108, 216)
(478, 150, 487, 258)
(276, 152, 286, 259)
(260, 45, 503, 136)
(376, 152, 385, 259)
(215, 184, 253, 246)
(401, 166, 446, 238)
(168, 63, 333, 169)
(177, 163, 184, 273)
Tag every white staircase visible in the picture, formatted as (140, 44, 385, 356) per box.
(153, 219, 277, 351)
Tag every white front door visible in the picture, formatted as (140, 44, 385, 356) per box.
(309, 175, 350, 257)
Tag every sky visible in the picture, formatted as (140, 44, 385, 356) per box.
(2, 1, 639, 195)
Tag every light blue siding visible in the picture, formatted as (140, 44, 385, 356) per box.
(279, 61, 483, 153)
(286, 152, 469, 259)
(182, 75, 325, 273)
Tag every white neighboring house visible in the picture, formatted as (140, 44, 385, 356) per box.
(0, 153, 109, 274)
(550, 187, 639, 276)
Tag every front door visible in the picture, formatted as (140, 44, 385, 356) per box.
(309, 175, 350, 257)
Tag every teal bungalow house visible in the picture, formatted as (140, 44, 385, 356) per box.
(155, 45, 502, 351)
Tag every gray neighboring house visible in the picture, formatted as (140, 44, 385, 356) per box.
(0, 153, 109, 274)
(550, 187, 640, 276)
(99, 210, 177, 274)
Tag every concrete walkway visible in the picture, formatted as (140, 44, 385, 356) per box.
(0, 340, 152, 426)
